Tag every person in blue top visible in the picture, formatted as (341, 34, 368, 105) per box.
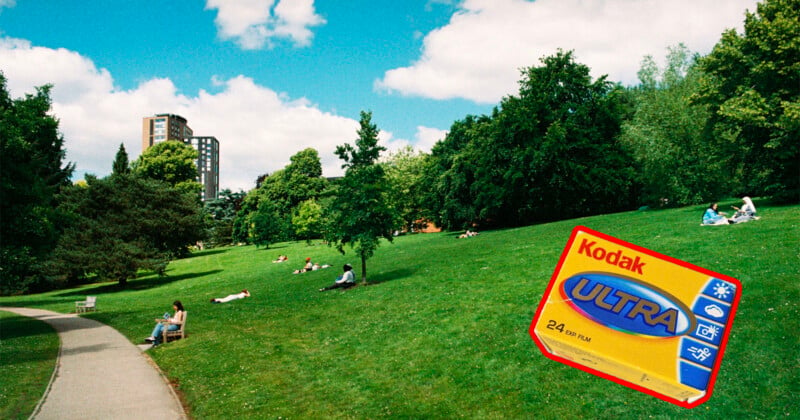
(702, 203, 730, 225)
(319, 264, 356, 291)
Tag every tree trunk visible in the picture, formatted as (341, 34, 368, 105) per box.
(361, 253, 368, 284)
(118, 277, 128, 288)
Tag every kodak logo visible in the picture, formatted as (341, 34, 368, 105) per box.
(577, 239, 645, 275)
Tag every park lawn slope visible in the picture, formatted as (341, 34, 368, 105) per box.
(1, 201, 798, 418)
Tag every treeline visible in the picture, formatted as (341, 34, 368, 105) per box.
(2, 0, 796, 294)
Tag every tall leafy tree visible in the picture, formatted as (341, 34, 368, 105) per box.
(326, 111, 396, 283)
(234, 148, 328, 243)
(132, 140, 201, 197)
(620, 44, 721, 205)
(424, 115, 489, 229)
(491, 50, 636, 223)
(383, 146, 430, 231)
(292, 199, 324, 242)
(694, 0, 800, 202)
(426, 51, 636, 229)
(0, 73, 74, 294)
(248, 200, 289, 249)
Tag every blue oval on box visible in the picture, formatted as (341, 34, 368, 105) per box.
(561, 273, 695, 337)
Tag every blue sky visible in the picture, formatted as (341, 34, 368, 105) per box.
(0, 0, 758, 191)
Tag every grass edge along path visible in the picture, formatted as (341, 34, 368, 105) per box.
(0, 201, 798, 418)
(0, 311, 60, 420)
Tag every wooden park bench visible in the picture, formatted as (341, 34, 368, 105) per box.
(75, 296, 97, 313)
(163, 311, 187, 343)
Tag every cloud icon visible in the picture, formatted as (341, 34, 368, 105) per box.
(704, 304, 725, 318)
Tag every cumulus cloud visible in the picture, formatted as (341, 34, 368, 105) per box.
(0, 37, 360, 191)
(376, 0, 759, 103)
(205, 0, 325, 49)
(382, 126, 448, 155)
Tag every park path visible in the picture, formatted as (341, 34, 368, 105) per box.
(1, 307, 186, 420)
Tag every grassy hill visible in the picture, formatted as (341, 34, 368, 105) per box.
(2, 201, 798, 418)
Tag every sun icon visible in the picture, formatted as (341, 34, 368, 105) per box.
(712, 282, 731, 299)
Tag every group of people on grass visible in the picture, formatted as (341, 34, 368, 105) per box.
(702, 197, 760, 226)
(292, 257, 332, 274)
(146, 198, 763, 346)
(145, 264, 355, 345)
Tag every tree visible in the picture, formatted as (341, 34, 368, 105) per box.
(424, 115, 488, 230)
(0, 73, 74, 294)
(292, 199, 324, 242)
(620, 44, 721, 205)
(493, 50, 636, 223)
(132, 140, 201, 197)
(326, 111, 397, 283)
(425, 51, 636, 228)
(247, 199, 289, 249)
(51, 174, 205, 287)
(204, 189, 246, 247)
(383, 146, 430, 231)
(233, 148, 328, 243)
(112, 143, 130, 176)
(694, 0, 800, 202)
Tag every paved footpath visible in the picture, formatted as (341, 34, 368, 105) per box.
(1, 307, 186, 420)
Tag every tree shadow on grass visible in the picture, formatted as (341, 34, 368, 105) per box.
(54, 269, 224, 296)
(180, 248, 229, 259)
(257, 244, 289, 251)
(363, 267, 419, 286)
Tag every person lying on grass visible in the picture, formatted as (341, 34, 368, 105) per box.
(210, 289, 250, 303)
(145, 300, 185, 346)
(293, 257, 314, 274)
(319, 264, 356, 292)
(273, 255, 288, 263)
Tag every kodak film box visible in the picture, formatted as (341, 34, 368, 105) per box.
(530, 226, 741, 408)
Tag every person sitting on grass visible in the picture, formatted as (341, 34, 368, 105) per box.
(145, 300, 185, 346)
(319, 264, 356, 292)
(702, 203, 730, 225)
(210, 289, 250, 303)
(730, 196, 760, 224)
(293, 257, 314, 274)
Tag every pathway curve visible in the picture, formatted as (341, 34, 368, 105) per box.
(1, 307, 186, 420)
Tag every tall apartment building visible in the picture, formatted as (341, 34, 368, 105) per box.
(141, 114, 193, 150)
(188, 136, 220, 202)
(141, 114, 219, 202)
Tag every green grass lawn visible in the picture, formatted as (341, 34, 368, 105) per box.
(0, 311, 59, 420)
(1, 201, 798, 418)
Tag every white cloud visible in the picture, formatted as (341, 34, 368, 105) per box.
(414, 126, 448, 151)
(0, 37, 359, 192)
(205, 0, 325, 49)
(376, 0, 759, 103)
(382, 125, 448, 155)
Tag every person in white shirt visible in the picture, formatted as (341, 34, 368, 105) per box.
(210, 289, 251, 303)
(730, 196, 759, 223)
(319, 264, 356, 291)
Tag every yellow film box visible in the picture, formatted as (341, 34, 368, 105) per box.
(529, 226, 741, 408)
